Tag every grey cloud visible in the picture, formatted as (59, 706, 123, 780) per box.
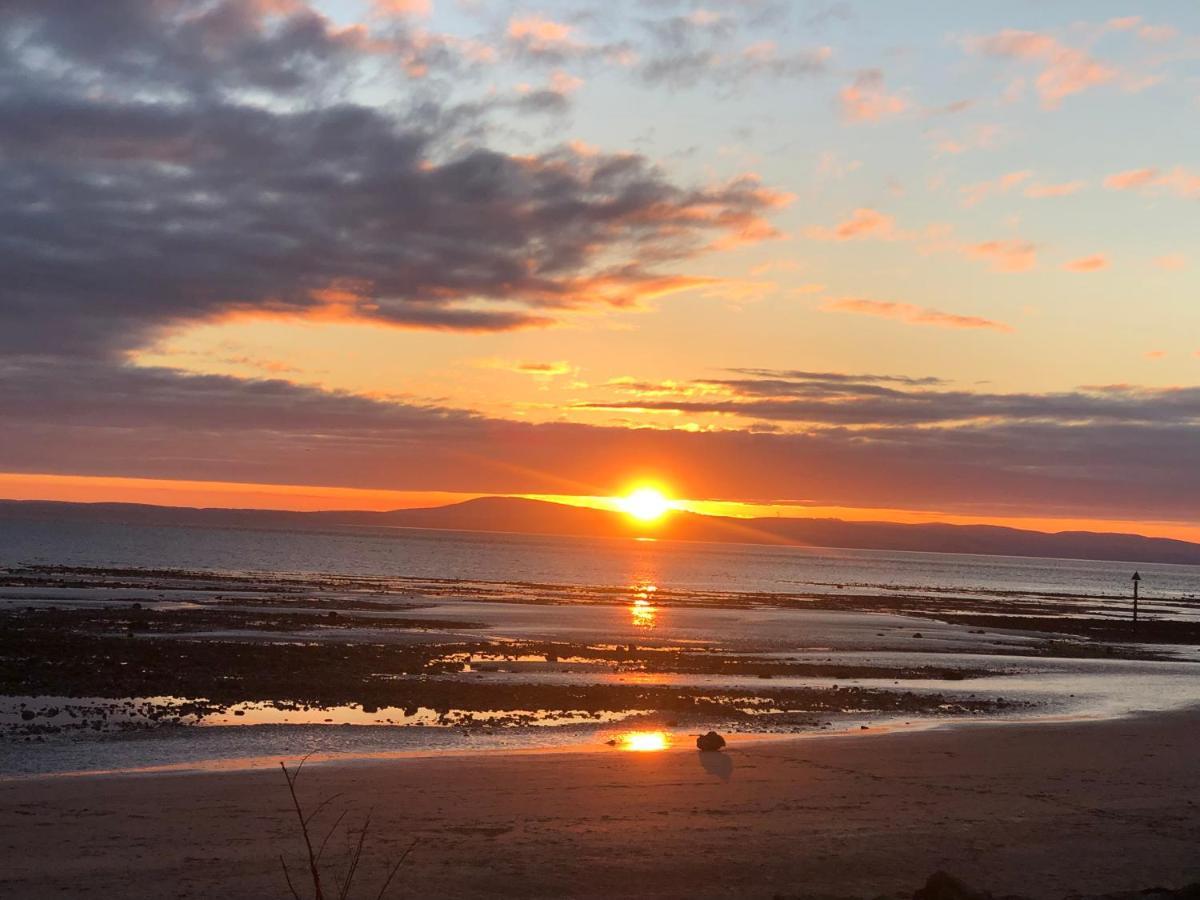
(0, 1, 785, 360)
(3, 358, 1200, 521)
(585, 370, 1200, 427)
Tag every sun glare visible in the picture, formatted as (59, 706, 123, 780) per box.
(621, 731, 670, 752)
(621, 487, 672, 522)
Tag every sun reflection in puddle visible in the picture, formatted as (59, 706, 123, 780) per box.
(620, 730, 670, 752)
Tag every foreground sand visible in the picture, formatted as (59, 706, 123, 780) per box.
(2, 712, 1199, 899)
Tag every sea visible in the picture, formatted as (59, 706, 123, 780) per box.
(2, 516, 1200, 777)
(3, 517, 1200, 603)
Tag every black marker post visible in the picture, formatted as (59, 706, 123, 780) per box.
(1131, 571, 1141, 625)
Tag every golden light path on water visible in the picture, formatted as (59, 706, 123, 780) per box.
(630, 583, 658, 628)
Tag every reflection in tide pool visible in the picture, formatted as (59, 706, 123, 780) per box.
(620, 730, 670, 752)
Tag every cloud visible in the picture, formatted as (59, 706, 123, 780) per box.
(579, 369, 1200, 430)
(822, 298, 1013, 332)
(806, 208, 894, 240)
(0, 1, 789, 361)
(960, 170, 1032, 206)
(506, 14, 581, 60)
(637, 11, 830, 88)
(1025, 180, 1086, 198)
(839, 69, 907, 122)
(483, 359, 575, 379)
(968, 29, 1117, 108)
(1063, 254, 1109, 272)
(1155, 255, 1189, 271)
(7, 360, 1200, 522)
(962, 240, 1038, 273)
(1104, 167, 1200, 199)
(372, 0, 431, 17)
(930, 123, 1004, 157)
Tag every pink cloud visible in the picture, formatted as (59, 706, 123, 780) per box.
(1025, 180, 1085, 198)
(823, 298, 1013, 332)
(964, 240, 1038, 273)
(839, 70, 907, 122)
(806, 207, 894, 241)
(1063, 254, 1109, 272)
(969, 30, 1117, 108)
(1104, 166, 1200, 198)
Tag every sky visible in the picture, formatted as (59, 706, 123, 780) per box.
(2, 0, 1200, 538)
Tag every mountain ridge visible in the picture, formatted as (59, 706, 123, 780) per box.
(2, 496, 1199, 566)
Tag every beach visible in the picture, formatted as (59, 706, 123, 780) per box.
(3, 709, 1199, 899)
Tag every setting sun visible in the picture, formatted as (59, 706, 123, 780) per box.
(620, 487, 672, 522)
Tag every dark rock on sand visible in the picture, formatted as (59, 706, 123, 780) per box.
(914, 871, 995, 900)
(696, 731, 726, 752)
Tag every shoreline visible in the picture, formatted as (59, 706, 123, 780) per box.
(3, 706, 1199, 898)
(7, 700, 1195, 783)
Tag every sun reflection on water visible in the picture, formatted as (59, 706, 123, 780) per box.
(630, 584, 658, 628)
(621, 730, 670, 752)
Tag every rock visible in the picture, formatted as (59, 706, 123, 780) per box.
(913, 871, 992, 900)
(696, 731, 726, 752)
(912, 632, 924, 639)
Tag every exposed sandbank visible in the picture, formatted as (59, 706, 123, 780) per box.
(2, 709, 1198, 899)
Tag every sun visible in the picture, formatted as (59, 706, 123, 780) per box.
(620, 486, 672, 522)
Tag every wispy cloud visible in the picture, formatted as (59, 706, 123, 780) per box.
(1155, 255, 1189, 271)
(960, 170, 1032, 206)
(962, 240, 1038, 273)
(839, 69, 907, 122)
(1063, 254, 1109, 272)
(1104, 167, 1200, 199)
(822, 298, 1013, 332)
(805, 208, 894, 240)
(967, 30, 1117, 108)
(1025, 180, 1086, 198)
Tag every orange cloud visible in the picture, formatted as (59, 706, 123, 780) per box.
(964, 240, 1037, 272)
(1063, 254, 1109, 272)
(806, 207, 894, 240)
(508, 14, 575, 48)
(969, 30, 1117, 108)
(1146, 350, 1167, 360)
(839, 70, 907, 122)
(1155, 254, 1188, 271)
(1104, 166, 1200, 198)
(823, 298, 1013, 332)
(371, 0, 431, 16)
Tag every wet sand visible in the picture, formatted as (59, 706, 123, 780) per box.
(2, 709, 1199, 899)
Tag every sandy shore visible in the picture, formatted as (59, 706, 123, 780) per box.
(2, 711, 1199, 899)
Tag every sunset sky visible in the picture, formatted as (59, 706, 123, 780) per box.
(3, 1, 1200, 538)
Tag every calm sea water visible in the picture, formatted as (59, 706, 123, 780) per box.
(4, 516, 1200, 776)
(2, 517, 1200, 602)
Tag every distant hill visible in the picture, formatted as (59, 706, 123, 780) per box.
(2, 496, 1200, 566)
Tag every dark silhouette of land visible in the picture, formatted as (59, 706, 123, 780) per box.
(3, 496, 1200, 565)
